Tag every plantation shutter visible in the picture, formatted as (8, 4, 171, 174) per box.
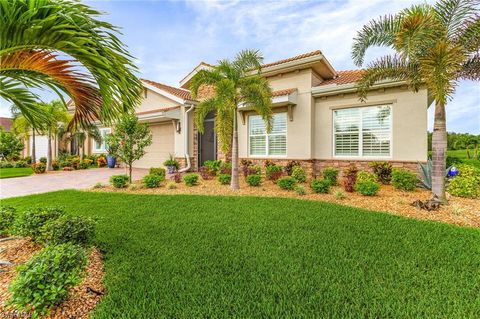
(334, 108, 360, 156)
(362, 106, 391, 156)
(249, 113, 287, 156)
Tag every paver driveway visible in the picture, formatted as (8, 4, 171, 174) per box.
(0, 168, 148, 199)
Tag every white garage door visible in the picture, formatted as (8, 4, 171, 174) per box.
(30, 135, 48, 161)
(134, 122, 175, 169)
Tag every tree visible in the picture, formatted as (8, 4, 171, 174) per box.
(12, 112, 37, 163)
(0, 127, 24, 160)
(109, 115, 152, 183)
(190, 49, 273, 189)
(351, 0, 479, 201)
(0, 0, 142, 129)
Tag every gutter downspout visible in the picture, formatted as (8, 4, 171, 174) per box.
(178, 104, 195, 173)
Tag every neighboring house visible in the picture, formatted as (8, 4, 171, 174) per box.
(74, 50, 430, 173)
(0, 117, 13, 132)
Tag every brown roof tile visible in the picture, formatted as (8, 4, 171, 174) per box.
(271, 88, 297, 97)
(261, 50, 322, 68)
(141, 79, 193, 100)
(318, 70, 365, 86)
(0, 117, 13, 132)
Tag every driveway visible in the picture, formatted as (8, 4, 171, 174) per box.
(0, 168, 149, 199)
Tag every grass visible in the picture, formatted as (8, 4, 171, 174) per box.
(447, 149, 480, 168)
(0, 167, 33, 179)
(4, 190, 480, 318)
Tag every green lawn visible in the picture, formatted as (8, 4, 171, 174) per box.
(0, 167, 33, 179)
(4, 191, 480, 318)
(448, 149, 480, 168)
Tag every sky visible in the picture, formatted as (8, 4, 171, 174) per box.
(1, 0, 479, 133)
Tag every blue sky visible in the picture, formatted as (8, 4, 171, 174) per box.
(1, 0, 478, 133)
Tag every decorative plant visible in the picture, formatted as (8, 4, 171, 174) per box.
(447, 164, 480, 198)
(391, 169, 417, 191)
(322, 167, 339, 186)
(204, 160, 222, 175)
(96, 156, 107, 168)
(143, 174, 162, 188)
(32, 162, 46, 174)
(106, 134, 119, 156)
(294, 185, 306, 196)
(291, 166, 306, 183)
(149, 168, 166, 181)
(370, 161, 393, 184)
(163, 154, 180, 173)
(310, 179, 330, 194)
(240, 159, 253, 177)
(355, 180, 380, 196)
(246, 174, 262, 187)
(277, 176, 297, 190)
(183, 173, 199, 186)
(218, 174, 231, 185)
(285, 161, 302, 176)
(266, 165, 283, 181)
(109, 174, 129, 188)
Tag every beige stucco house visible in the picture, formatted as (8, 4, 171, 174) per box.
(76, 50, 430, 174)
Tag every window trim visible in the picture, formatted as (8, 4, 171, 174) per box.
(248, 112, 287, 158)
(332, 104, 393, 159)
(92, 127, 112, 153)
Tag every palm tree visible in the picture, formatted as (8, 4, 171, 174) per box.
(0, 0, 142, 129)
(190, 50, 273, 189)
(351, 0, 479, 201)
(11, 110, 41, 163)
(58, 124, 102, 160)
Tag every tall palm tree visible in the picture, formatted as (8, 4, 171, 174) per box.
(351, 0, 479, 201)
(0, 0, 142, 129)
(38, 101, 70, 170)
(190, 50, 273, 189)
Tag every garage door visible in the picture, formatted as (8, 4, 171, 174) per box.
(30, 135, 48, 161)
(134, 122, 174, 169)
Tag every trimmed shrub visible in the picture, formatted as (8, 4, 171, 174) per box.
(52, 160, 60, 171)
(41, 216, 96, 246)
(32, 163, 46, 174)
(391, 169, 417, 191)
(149, 167, 166, 181)
(204, 160, 222, 174)
(448, 164, 480, 198)
(356, 171, 377, 184)
(8, 243, 87, 317)
(23, 156, 32, 164)
(218, 174, 231, 185)
(343, 164, 358, 192)
(266, 165, 283, 181)
(291, 166, 306, 183)
(277, 176, 297, 190)
(323, 167, 339, 185)
(14, 207, 64, 241)
(246, 174, 262, 186)
(294, 185, 306, 195)
(245, 165, 261, 177)
(310, 179, 330, 194)
(219, 162, 232, 175)
(14, 160, 28, 168)
(370, 161, 393, 184)
(39, 157, 47, 164)
(0, 161, 14, 168)
(355, 180, 380, 196)
(183, 173, 199, 186)
(199, 166, 215, 180)
(78, 160, 89, 169)
(285, 160, 301, 176)
(142, 174, 162, 188)
(0, 206, 16, 236)
(110, 174, 129, 188)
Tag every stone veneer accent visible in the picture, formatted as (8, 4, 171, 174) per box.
(314, 159, 421, 178)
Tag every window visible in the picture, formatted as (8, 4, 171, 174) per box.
(93, 128, 111, 153)
(334, 105, 391, 157)
(249, 113, 287, 156)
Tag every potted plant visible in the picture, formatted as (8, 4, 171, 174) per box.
(163, 154, 179, 174)
(106, 135, 119, 168)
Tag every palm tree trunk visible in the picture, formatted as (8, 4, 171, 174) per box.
(431, 100, 447, 202)
(230, 110, 240, 190)
(31, 130, 36, 163)
(47, 129, 53, 171)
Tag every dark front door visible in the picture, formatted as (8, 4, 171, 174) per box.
(199, 119, 216, 165)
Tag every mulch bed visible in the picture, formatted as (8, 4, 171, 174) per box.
(0, 238, 104, 319)
(94, 177, 479, 228)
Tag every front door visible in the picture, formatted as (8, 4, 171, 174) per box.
(199, 117, 216, 165)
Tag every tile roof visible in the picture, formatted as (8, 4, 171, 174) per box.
(136, 106, 180, 115)
(271, 88, 297, 96)
(141, 79, 193, 100)
(261, 50, 322, 68)
(0, 117, 12, 132)
(317, 70, 365, 86)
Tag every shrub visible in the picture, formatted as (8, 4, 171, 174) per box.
(370, 161, 393, 184)
(167, 182, 177, 189)
(199, 166, 215, 180)
(204, 160, 222, 174)
(39, 157, 47, 164)
(277, 176, 297, 190)
(218, 174, 231, 185)
(240, 159, 253, 177)
(391, 169, 417, 191)
(266, 165, 283, 181)
(8, 243, 87, 317)
(14, 160, 28, 168)
(447, 164, 480, 198)
(143, 174, 162, 188)
(170, 172, 182, 183)
(32, 162, 46, 174)
(183, 173, 199, 186)
(219, 162, 232, 175)
(343, 164, 358, 192)
(42, 216, 96, 246)
(310, 179, 330, 194)
(246, 174, 262, 186)
(0, 161, 14, 168)
(291, 166, 306, 183)
(110, 174, 129, 188)
(0, 206, 16, 236)
(66, 156, 80, 169)
(96, 156, 107, 167)
(294, 185, 306, 195)
(163, 155, 180, 170)
(246, 165, 261, 176)
(23, 156, 32, 164)
(323, 167, 339, 185)
(355, 180, 380, 196)
(263, 159, 275, 168)
(83, 159, 93, 166)
(78, 160, 89, 169)
(335, 190, 346, 200)
(356, 171, 377, 184)
(14, 207, 64, 241)
(52, 160, 60, 171)
(285, 160, 301, 176)
(149, 167, 166, 181)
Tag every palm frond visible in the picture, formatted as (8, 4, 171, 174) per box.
(194, 98, 218, 134)
(457, 14, 480, 52)
(434, 0, 479, 38)
(239, 76, 273, 131)
(460, 53, 480, 80)
(189, 69, 222, 99)
(234, 49, 263, 74)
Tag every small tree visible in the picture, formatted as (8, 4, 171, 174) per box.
(109, 115, 152, 182)
(0, 127, 24, 160)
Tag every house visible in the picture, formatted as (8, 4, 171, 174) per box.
(0, 117, 13, 132)
(78, 50, 430, 174)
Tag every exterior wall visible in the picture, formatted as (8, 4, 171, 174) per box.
(314, 86, 429, 163)
(134, 122, 175, 168)
(136, 89, 179, 113)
